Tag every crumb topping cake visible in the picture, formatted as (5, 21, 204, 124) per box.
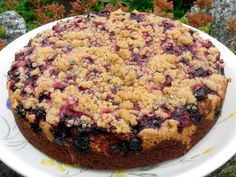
(7, 10, 228, 169)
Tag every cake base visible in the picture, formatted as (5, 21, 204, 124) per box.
(14, 110, 216, 169)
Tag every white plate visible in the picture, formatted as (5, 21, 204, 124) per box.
(0, 18, 236, 177)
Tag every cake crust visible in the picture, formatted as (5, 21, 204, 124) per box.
(7, 10, 229, 169)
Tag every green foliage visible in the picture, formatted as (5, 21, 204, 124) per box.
(179, 16, 188, 24)
(198, 22, 212, 34)
(124, 0, 153, 12)
(173, 0, 194, 19)
(0, 26, 6, 38)
(15, 1, 35, 22)
(92, 0, 153, 12)
(223, 172, 236, 177)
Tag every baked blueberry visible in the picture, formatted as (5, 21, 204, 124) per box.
(55, 136, 64, 146)
(128, 138, 142, 152)
(130, 13, 145, 22)
(30, 123, 41, 133)
(38, 92, 50, 102)
(194, 87, 208, 101)
(110, 142, 127, 154)
(187, 106, 201, 123)
(75, 136, 90, 152)
(139, 116, 163, 130)
(36, 108, 46, 120)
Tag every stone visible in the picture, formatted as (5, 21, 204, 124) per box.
(0, 11, 26, 43)
(210, 0, 236, 47)
(189, 0, 236, 48)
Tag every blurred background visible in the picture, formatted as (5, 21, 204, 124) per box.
(0, 0, 236, 177)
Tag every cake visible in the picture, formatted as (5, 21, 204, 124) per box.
(7, 10, 228, 169)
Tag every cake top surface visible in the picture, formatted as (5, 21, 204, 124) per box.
(8, 10, 226, 134)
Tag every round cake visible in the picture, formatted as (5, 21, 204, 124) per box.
(7, 10, 228, 169)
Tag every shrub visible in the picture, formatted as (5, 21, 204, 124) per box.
(0, 39, 5, 50)
(187, 13, 213, 28)
(153, 0, 173, 18)
(34, 2, 65, 25)
(0, 26, 6, 38)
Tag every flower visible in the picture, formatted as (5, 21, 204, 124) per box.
(187, 13, 213, 28)
(194, 0, 213, 9)
(227, 17, 236, 34)
(0, 39, 5, 50)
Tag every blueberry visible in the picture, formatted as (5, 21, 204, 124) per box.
(128, 138, 142, 152)
(215, 104, 223, 117)
(15, 104, 25, 119)
(164, 75, 172, 87)
(162, 20, 174, 31)
(97, 10, 110, 18)
(75, 136, 90, 152)
(110, 142, 127, 154)
(194, 87, 208, 101)
(85, 56, 94, 64)
(139, 117, 163, 130)
(130, 13, 145, 23)
(36, 108, 46, 120)
(55, 136, 64, 146)
(186, 106, 201, 123)
(131, 53, 141, 62)
(193, 68, 212, 78)
(172, 108, 193, 130)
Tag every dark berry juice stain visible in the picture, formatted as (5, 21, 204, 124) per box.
(110, 142, 127, 154)
(53, 82, 66, 91)
(38, 92, 50, 102)
(15, 104, 25, 119)
(30, 123, 41, 133)
(36, 108, 46, 120)
(172, 108, 192, 131)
